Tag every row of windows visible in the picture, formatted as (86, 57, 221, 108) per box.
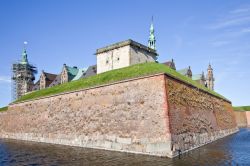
(106, 57, 120, 64)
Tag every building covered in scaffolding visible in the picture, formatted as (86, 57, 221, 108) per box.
(12, 47, 37, 101)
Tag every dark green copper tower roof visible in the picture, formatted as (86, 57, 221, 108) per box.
(148, 17, 156, 50)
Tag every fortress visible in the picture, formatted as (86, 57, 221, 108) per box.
(0, 21, 237, 158)
(12, 21, 215, 100)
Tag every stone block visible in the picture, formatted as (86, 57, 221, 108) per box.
(146, 142, 170, 153)
(111, 142, 123, 150)
(116, 137, 132, 144)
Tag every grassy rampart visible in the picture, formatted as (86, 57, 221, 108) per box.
(233, 106, 250, 111)
(15, 62, 228, 103)
(0, 106, 8, 112)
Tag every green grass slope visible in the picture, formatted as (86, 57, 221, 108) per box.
(0, 106, 8, 112)
(233, 106, 250, 111)
(15, 62, 228, 103)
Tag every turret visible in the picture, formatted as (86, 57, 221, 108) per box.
(148, 17, 156, 50)
(20, 49, 28, 65)
(206, 63, 215, 90)
(20, 41, 29, 65)
(11, 42, 37, 100)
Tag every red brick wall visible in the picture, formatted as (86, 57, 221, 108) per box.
(234, 111, 247, 127)
(246, 112, 250, 126)
(165, 76, 238, 154)
(0, 74, 173, 157)
(0, 73, 238, 158)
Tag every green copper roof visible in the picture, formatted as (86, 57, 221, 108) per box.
(20, 49, 28, 65)
(66, 66, 78, 75)
(65, 66, 79, 81)
(72, 68, 87, 81)
(192, 74, 202, 80)
(178, 68, 189, 75)
(148, 18, 156, 50)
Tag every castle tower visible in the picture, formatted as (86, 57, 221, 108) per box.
(206, 63, 215, 90)
(12, 43, 37, 100)
(148, 17, 156, 50)
(200, 71, 206, 86)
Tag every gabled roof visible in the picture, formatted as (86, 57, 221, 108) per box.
(64, 65, 79, 81)
(72, 68, 87, 81)
(66, 66, 78, 76)
(178, 67, 192, 78)
(49, 74, 61, 87)
(178, 68, 189, 75)
(32, 80, 40, 91)
(43, 72, 57, 81)
(162, 59, 176, 70)
(81, 65, 97, 78)
(192, 74, 201, 80)
(163, 61, 172, 66)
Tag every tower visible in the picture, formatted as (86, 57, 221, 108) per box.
(12, 42, 37, 100)
(206, 63, 215, 90)
(148, 17, 156, 50)
(200, 71, 206, 86)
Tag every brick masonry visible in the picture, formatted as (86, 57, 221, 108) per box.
(0, 73, 238, 158)
(166, 77, 238, 156)
(234, 111, 250, 127)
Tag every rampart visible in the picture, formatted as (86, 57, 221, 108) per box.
(0, 73, 238, 158)
(234, 111, 250, 127)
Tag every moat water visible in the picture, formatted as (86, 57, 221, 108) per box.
(0, 128, 250, 166)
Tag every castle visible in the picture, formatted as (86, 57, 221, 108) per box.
(12, 21, 215, 99)
(6, 20, 237, 159)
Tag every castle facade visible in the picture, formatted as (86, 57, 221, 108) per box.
(12, 21, 215, 99)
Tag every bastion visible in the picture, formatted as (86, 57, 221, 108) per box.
(234, 111, 250, 127)
(0, 72, 238, 158)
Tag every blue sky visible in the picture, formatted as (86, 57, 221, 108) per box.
(0, 0, 250, 107)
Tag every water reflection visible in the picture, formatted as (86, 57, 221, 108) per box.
(0, 128, 250, 166)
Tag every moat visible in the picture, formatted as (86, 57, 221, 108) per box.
(0, 128, 249, 166)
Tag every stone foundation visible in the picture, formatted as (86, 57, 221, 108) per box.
(0, 73, 238, 158)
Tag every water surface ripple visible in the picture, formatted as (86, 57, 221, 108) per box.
(1, 128, 250, 166)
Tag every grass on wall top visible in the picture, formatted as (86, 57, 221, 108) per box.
(15, 62, 229, 103)
(233, 106, 250, 111)
(0, 106, 8, 112)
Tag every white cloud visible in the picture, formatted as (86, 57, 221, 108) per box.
(208, 6, 250, 30)
(230, 8, 250, 14)
(241, 27, 250, 33)
(209, 16, 250, 30)
(0, 76, 11, 83)
(229, 6, 250, 14)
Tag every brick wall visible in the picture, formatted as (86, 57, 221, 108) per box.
(166, 76, 238, 155)
(0, 74, 173, 157)
(234, 111, 247, 127)
(0, 73, 238, 158)
(234, 111, 250, 127)
(246, 112, 250, 126)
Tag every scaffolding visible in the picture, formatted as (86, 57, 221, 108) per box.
(11, 62, 37, 101)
